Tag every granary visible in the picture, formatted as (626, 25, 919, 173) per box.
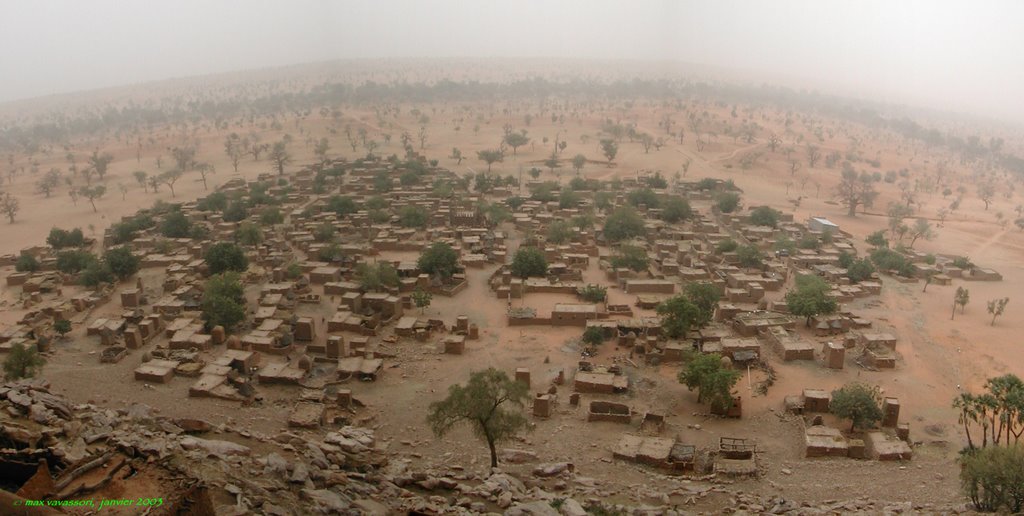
(551, 303, 601, 326)
(574, 370, 629, 394)
(720, 337, 760, 362)
(863, 431, 912, 460)
(587, 401, 632, 423)
(732, 311, 795, 337)
(623, 279, 675, 294)
(805, 425, 849, 457)
(764, 326, 814, 361)
(613, 434, 695, 473)
(808, 216, 839, 233)
(859, 332, 897, 351)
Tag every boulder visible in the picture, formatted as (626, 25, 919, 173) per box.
(505, 500, 560, 516)
(533, 462, 575, 478)
(180, 436, 251, 457)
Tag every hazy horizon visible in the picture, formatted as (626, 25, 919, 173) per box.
(2, 0, 1022, 123)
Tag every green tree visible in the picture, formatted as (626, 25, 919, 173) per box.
(558, 189, 580, 209)
(865, 229, 888, 248)
(960, 445, 1024, 512)
(15, 253, 39, 272)
(835, 166, 878, 216)
(412, 288, 433, 313)
(571, 154, 587, 174)
(503, 132, 529, 157)
(736, 245, 764, 268)
(222, 201, 248, 222)
(715, 192, 741, 213)
(160, 210, 192, 238)
(660, 196, 691, 223)
(716, 239, 739, 253)
(627, 188, 660, 209)
(326, 195, 358, 217)
(829, 383, 883, 432)
(56, 250, 97, 274)
(427, 368, 530, 467)
(418, 242, 459, 281)
(510, 246, 547, 279)
(988, 297, 1010, 326)
(104, 246, 139, 280)
(201, 272, 246, 332)
(546, 220, 574, 245)
(578, 284, 607, 303)
(600, 139, 618, 165)
(582, 326, 606, 347)
(749, 206, 781, 228)
(3, 342, 45, 380)
(205, 242, 248, 275)
(785, 274, 838, 326)
(79, 261, 114, 287)
(47, 227, 85, 249)
(678, 353, 740, 411)
(602, 207, 646, 242)
(235, 222, 263, 246)
(260, 207, 284, 225)
(54, 319, 72, 338)
(398, 205, 429, 228)
(477, 149, 504, 172)
(78, 185, 106, 212)
(356, 262, 400, 292)
(846, 258, 876, 283)
(657, 294, 701, 339)
(610, 244, 649, 272)
(684, 282, 721, 327)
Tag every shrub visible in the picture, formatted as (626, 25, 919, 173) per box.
(715, 192, 741, 213)
(204, 242, 248, 275)
(510, 247, 547, 279)
(104, 246, 140, 280)
(3, 342, 45, 380)
(56, 250, 97, 274)
(15, 254, 38, 273)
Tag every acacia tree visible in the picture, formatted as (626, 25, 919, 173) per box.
(503, 131, 529, 157)
(678, 353, 740, 411)
(908, 218, 935, 247)
(806, 143, 821, 167)
(78, 185, 106, 212)
(314, 138, 330, 165)
(600, 139, 618, 165)
(657, 294, 700, 338)
(159, 169, 184, 197)
(171, 146, 196, 172)
(477, 149, 503, 172)
(449, 148, 464, 165)
(785, 274, 838, 326)
(195, 162, 215, 190)
(427, 368, 530, 467)
(571, 154, 586, 175)
(224, 135, 244, 172)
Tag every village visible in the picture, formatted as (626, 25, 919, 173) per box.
(1, 132, 1005, 513)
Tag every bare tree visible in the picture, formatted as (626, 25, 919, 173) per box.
(224, 136, 244, 172)
(195, 162, 214, 190)
(834, 165, 878, 216)
(269, 142, 292, 175)
(806, 144, 822, 167)
(768, 133, 782, 153)
(87, 150, 114, 181)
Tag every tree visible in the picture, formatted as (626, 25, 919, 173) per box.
(56, 250, 97, 273)
(749, 206, 781, 228)
(978, 182, 995, 210)
(260, 207, 284, 225)
(582, 326, 606, 347)
(600, 139, 618, 165)
(578, 284, 607, 303)
(87, 150, 114, 180)
(528, 167, 542, 180)
(627, 188, 659, 209)
(79, 260, 115, 287)
(735, 245, 763, 268)
(503, 132, 529, 157)
(37, 168, 60, 197)
(510, 246, 547, 279)
(195, 162, 215, 190)
(960, 445, 1024, 512)
(355, 262, 400, 292)
(133, 170, 148, 189)
(571, 154, 586, 174)
(314, 138, 330, 165)
(160, 210, 191, 238)
(846, 258, 876, 283)
(476, 149, 504, 172)
(543, 152, 559, 175)
(75, 185, 105, 212)
(427, 368, 530, 468)
(326, 195, 358, 217)
(224, 136, 244, 172)
(684, 282, 721, 328)
(602, 207, 646, 243)
(170, 146, 196, 172)
(201, 272, 246, 332)
(411, 288, 433, 313)
(715, 192, 741, 213)
(398, 205, 429, 228)
(418, 242, 459, 281)
(834, 166, 878, 217)
(830, 383, 883, 432)
(865, 229, 888, 248)
(785, 274, 838, 326)
(988, 297, 1010, 326)
(953, 286, 970, 319)
(657, 294, 701, 339)
(269, 141, 292, 175)
(15, 253, 39, 272)
(205, 242, 248, 275)
(158, 169, 183, 197)
(46, 227, 84, 249)
(908, 218, 935, 247)
(104, 246, 139, 280)
(1, 192, 21, 222)
(545, 220, 573, 244)
(54, 319, 72, 338)
(450, 148, 464, 165)
(806, 144, 821, 167)
(234, 222, 263, 246)
(610, 244, 649, 272)
(3, 342, 45, 380)
(678, 353, 740, 411)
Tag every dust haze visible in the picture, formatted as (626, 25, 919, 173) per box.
(1, 0, 1022, 122)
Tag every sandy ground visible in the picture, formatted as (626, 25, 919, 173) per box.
(2, 67, 1021, 505)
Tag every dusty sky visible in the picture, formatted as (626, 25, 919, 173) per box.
(1, 0, 1022, 122)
